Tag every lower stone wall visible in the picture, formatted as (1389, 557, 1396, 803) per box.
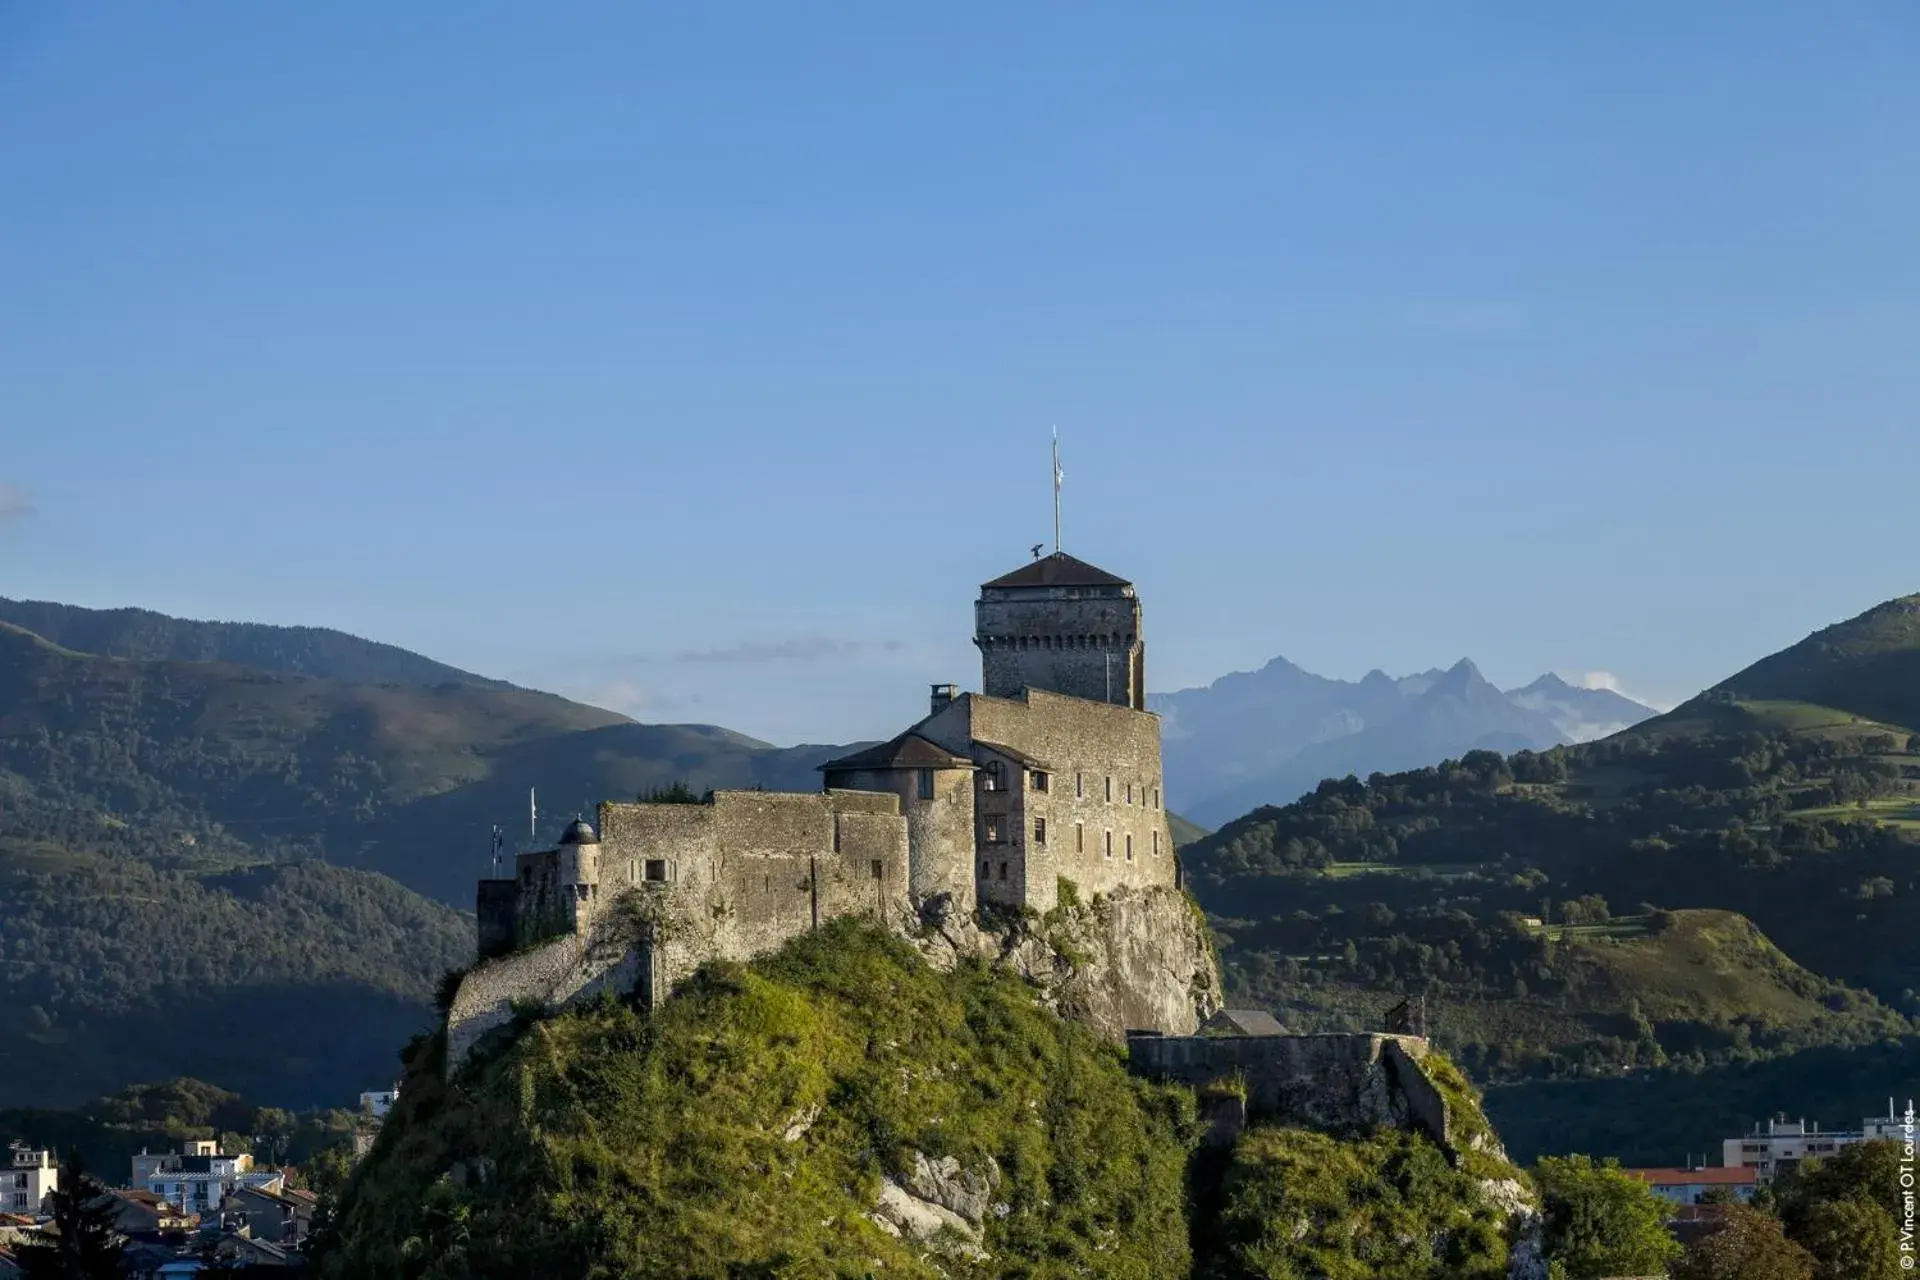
(445, 914, 642, 1070)
(1383, 1036, 1450, 1150)
(1125, 1031, 1451, 1152)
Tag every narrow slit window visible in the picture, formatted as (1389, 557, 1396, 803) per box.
(1034, 817, 1047, 844)
(1104, 830, 1113, 858)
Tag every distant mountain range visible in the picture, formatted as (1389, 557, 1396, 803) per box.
(1152, 657, 1658, 828)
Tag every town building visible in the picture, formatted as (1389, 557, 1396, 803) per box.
(3, 1146, 55, 1216)
(1621, 1165, 1758, 1205)
(100, 1189, 195, 1235)
(1721, 1100, 1912, 1184)
(137, 1143, 280, 1217)
(222, 1184, 316, 1247)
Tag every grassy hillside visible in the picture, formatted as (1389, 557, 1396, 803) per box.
(0, 618, 850, 901)
(1183, 705, 1920, 1100)
(1217, 906, 1907, 1082)
(319, 923, 1202, 1279)
(318, 922, 1524, 1280)
(1638, 594, 1920, 742)
(0, 596, 514, 689)
(0, 810, 468, 1108)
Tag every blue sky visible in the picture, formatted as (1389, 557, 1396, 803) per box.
(3, 3, 1916, 744)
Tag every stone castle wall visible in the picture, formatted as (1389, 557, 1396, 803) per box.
(448, 790, 915, 1070)
(827, 765, 977, 917)
(921, 689, 1174, 909)
(598, 790, 912, 1001)
(1125, 1031, 1451, 1151)
(976, 584, 1144, 710)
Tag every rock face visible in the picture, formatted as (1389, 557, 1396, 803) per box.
(867, 1150, 1002, 1261)
(919, 882, 1222, 1040)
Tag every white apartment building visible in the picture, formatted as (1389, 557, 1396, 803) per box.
(4, 1145, 57, 1215)
(139, 1142, 280, 1216)
(1723, 1099, 1914, 1184)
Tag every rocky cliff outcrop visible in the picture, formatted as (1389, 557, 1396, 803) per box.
(916, 881, 1221, 1040)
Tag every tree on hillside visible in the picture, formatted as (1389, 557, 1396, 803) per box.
(1775, 1139, 1902, 1280)
(1778, 1138, 1902, 1223)
(13, 1155, 127, 1280)
(1534, 1155, 1681, 1279)
(1789, 1197, 1898, 1280)
(1671, 1204, 1814, 1280)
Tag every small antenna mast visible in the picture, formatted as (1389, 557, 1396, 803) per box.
(1052, 426, 1064, 554)
(529, 787, 538, 846)
(490, 824, 503, 876)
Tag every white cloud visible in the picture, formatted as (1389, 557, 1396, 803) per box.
(0, 484, 33, 524)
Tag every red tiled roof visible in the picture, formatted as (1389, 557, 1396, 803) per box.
(1622, 1167, 1757, 1186)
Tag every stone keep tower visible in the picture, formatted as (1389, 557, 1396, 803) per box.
(974, 552, 1145, 709)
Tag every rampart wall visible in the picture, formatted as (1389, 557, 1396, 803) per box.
(1125, 1031, 1451, 1152)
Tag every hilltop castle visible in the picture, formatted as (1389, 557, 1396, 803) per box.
(453, 550, 1187, 1060)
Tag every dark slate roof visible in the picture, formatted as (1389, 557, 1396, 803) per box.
(560, 818, 599, 845)
(972, 739, 1049, 770)
(1202, 1008, 1288, 1037)
(982, 552, 1131, 589)
(818, 732, 975, 773)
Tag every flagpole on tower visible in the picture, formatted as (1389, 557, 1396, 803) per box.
(1052, 427, 1063, 554)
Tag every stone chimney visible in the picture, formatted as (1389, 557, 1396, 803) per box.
(929, 683, 958, 715)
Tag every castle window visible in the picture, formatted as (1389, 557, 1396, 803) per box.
(1076, 772, 1084, 797)
(1034, 817, 1047, 844)
(1105, 776, 1113, 802)
(1126, 782, 1134, 805)
(1153, 830, 1160, 856)
(871, 859, 884, 880)
(644, 860, 669, 882)
(984, 762, 1003, 792)
(1029, 770, 1049, 792)
(998, 861, 1008, 881)
(1075, 823, 1084, 852)
(1104, 830, 1113, 858)
(1126, 834, 1134, 861)
(1153, 788, 1160, 809)
(916, 768, 934, 800)
(985, 818, 1002, 844)
(981, 860, 991, 879)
